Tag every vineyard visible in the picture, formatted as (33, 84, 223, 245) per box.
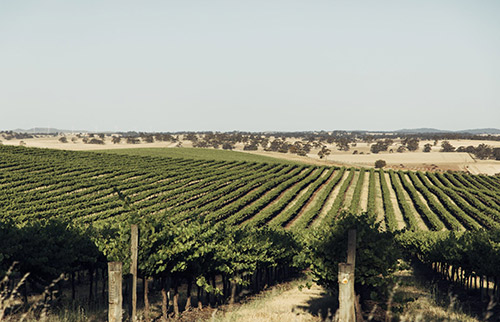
(1, 145, 499, 232)
(1, 145, 500, 319)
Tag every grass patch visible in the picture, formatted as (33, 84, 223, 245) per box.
(96, 147, 302, 164)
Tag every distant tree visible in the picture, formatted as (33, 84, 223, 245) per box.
(222, 142, 234, 150)
(318, 146, 331, 159)
(98, 133, 105, 139)
(423, 143, 432, 152)
(297, 150, 308, 156)
(396, 146, 406, 153)
(88, 138, 104, 144)
(352, 150, 358, 155)
(112, 136, 121, 144)
(278, 143, 289, 153)
(266, 139, 282, 152)
(58, 137, 68, 143)
(375, 159, 386, 168)
(335, 137, 350, 151)
(370, 140, 391, 154)
(143, 136, 154, 143)
(493, 148, 500, 161)
(126, 137, 140, 144)
(406, 138, 419, 151)
(440, 141, 455, 152)
(243, 143, 258, 151)
(474, 144, 492, 160)
(185, 133, 198, 142)
(71, 137, 78, 143)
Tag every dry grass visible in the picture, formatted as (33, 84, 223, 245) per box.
(3, 136, 499, 174)
(208, 276, 334, 322)
(389, 269, 481, 322)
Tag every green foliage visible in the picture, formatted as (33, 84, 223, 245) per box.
(379, 169, 397, 231)
(366, 169, 377, 218)
(396, 171, 444, 231)
(99, 147, 299, 164)
(322, 168, 355, 224)
(374, 159, 386, 168)
(397, 229, 500, 280)
(292, 167, 346, 229)
(300, 212, 400, 298)
(388, 170, 418, 231)
(0, 219, 103, 283)
(349, 169, 365, 214)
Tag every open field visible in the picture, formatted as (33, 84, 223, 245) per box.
(2, 135, 499, 174)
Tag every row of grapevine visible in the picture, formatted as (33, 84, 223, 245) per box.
(349, 169, 366, 214)
(388, 170, 418, 231)
(406, 172, 462, 230)
(269, 168, 334, 228)
(397, 172, 444, 231)
(1, 145, 499, 234)
(379, 169, 397, 231)
(292, 167, 346, 230)
(322, 168, 355, 224)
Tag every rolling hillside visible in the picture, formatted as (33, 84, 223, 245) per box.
(1, 145, 499, 232)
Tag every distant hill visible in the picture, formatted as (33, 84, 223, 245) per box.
(396, 128, 500, 135)
(396, 128, 451, 134)
(7, 127, 500, 135)
(12, 128, 88, 134)
(460, 128, 500, 135)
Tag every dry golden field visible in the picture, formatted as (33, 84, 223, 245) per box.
(2, 135, 499, 175)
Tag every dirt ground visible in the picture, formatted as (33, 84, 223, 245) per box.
(208, 277, 334, 322)
(2, 136, 499, 175)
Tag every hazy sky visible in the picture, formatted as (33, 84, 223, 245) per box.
(1, 0, 499, 132)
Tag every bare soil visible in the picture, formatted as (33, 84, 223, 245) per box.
(359, 170, 369, 212)
(383, 172, 406, 230)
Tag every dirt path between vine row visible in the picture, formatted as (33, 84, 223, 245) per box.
(310, 171, 349, 227)
(209, 278, 334, 322)
(383, 172, 406, 230)
(359, 170, 369, 212)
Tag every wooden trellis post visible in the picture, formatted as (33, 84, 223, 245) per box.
(338, 229, 359, 322)
(338, 263, 355, 322)
(108, 262, 123, 322)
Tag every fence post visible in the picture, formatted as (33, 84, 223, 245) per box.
(108, 262, 123, 322)
(338, 263, 355, 322)
(130, 224, 138, 322)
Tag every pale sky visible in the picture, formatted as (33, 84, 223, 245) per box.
(1, 0, 499, 132)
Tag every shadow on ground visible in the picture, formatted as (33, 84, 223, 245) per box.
(295, 289, 337, 320)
